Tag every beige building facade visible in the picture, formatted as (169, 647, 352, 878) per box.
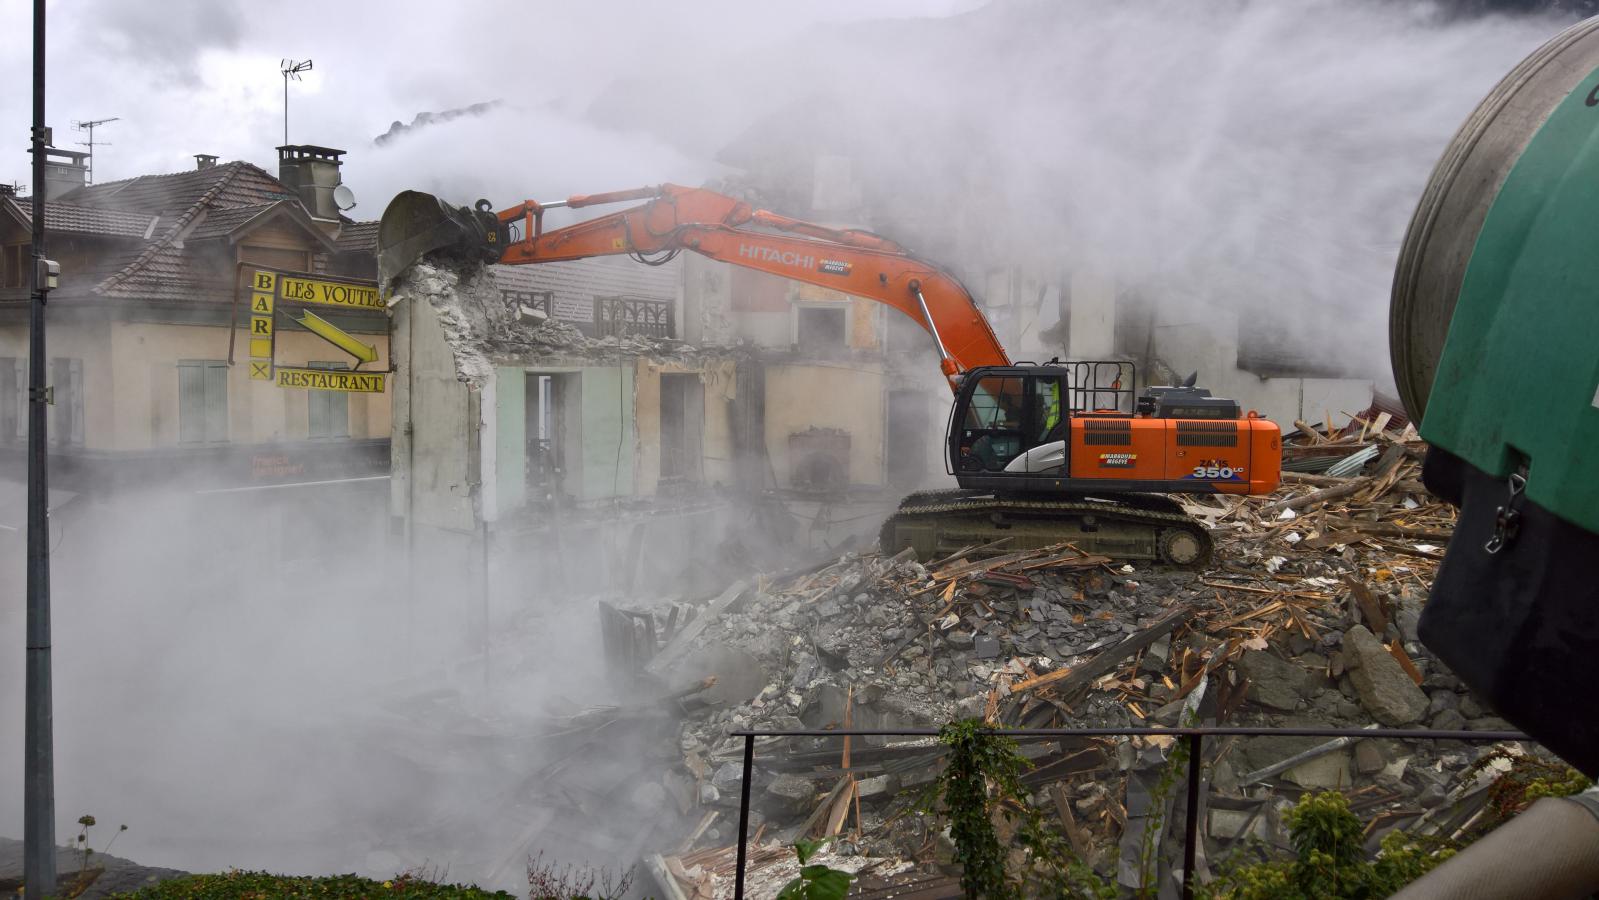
(0, 145, 388, 495)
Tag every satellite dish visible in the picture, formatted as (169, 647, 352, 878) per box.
(333, 183, 357, 211)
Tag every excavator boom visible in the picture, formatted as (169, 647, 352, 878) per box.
(379, 184, 1008, 385)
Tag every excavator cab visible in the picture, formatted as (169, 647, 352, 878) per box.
(950, 361, 1132, 475)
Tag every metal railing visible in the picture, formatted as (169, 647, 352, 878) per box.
(726, 725, 1528, 900)
(596, 295, 673, 339)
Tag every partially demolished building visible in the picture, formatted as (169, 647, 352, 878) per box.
(388, 250, 952, 640)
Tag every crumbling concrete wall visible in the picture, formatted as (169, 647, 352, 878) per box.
(390, 278, 478, 534)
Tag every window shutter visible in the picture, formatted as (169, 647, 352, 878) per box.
(308, 378, 328, 438)
(331, 382, 349, 438)
(204, 362, 228, 443)
(178, 363, 205, 444)
(48, 358, 65, 446)
(307, 361, 349, 439)
(68, 358, 83, 446)
(12, 358, 22, 442)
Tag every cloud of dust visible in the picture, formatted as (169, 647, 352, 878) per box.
(357, 0, 1568, 380)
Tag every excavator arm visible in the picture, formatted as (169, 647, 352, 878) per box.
(378, 184, 1009, 387)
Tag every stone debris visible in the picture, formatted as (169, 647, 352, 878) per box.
(1343, 623, 1430, 726)
(391, 261, 714, 388)
(610, 416, 1547, 897)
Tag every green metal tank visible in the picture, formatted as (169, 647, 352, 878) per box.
(1391, 14, 1599, 534)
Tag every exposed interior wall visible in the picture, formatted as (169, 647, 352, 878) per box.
(1067, 269, 1116, 360)
(764, 362, 886, 488)
(681, 253, 734, 346)
(632, 358, 738, 496)
(577, 365, 635, 502)
(493, 367, 525, 518)
(700, 361, 738, 487)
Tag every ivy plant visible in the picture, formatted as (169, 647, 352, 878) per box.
(775, 838, 855, 900)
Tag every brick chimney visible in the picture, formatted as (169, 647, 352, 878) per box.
(42, 146, 89, 200)
(194, 154, 218, 171)
(276, 145, 345, 224)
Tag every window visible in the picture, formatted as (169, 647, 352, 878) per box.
(178, 360, 228, 444)
(306, 361, 350, 439)
(49, 357, 83, 447)
(963, 376, 1025, 431)
(1, 244, 29, 289)
(0, 358, 20, 442)
(525, 372, 579, 503)
(1032, 376, 1065, 442)
(796, 305, 847, 351)
(658, 373, 703, 482)
(957, 375, 1026, 472)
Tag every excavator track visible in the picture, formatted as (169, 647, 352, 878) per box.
(880, 490, 1213, 567)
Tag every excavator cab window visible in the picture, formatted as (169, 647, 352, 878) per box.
(959, 374, 1026, 471)
(1032, 376, 1066, 443)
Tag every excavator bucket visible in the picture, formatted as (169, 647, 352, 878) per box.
(376, 191, 505, 295)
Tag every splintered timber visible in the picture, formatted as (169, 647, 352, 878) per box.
(274, 367, 386, 393)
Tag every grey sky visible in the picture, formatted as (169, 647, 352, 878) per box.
(0, 0, 1577, 380)
(0, 0, 981, 198)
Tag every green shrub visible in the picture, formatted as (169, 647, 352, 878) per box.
(1201, 791, 1454, 900)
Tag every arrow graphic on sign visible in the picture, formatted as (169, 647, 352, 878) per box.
(297, 310, 378, 364)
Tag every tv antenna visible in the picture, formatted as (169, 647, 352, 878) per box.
(73, 117, 119, 184)
(280, 59, 313, 146)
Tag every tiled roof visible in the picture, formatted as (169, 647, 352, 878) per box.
(186, 204, 278, 240)
(63, 163, 293, 216)
(13, 161, 365, 305)
(5, 200, 157, 238)
(334, 220, 378, 254)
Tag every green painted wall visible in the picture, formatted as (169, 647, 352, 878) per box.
(580, 364, 635, 501)
(495, 366, 526, 514)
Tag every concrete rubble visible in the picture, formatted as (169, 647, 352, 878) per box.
(602, 413, 1538, 897)
(392, 261, 709, 388)
(342, 406, 1540, 897)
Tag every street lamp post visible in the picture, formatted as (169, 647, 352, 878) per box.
(25, 0, 57, 894)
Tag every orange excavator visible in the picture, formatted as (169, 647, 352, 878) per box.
(378, 184, 1281, 565)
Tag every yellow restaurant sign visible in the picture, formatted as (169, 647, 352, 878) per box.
(250, 270, 384, 310)
(275, 367, 386, 393)
(278, 276, 384, 310)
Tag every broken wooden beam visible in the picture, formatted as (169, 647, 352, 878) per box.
(1010, 608, 1192, 698)
(645, 580, 748, 677)
(1266, 477, 1373, 513)
(1344, 576, 1390, 634)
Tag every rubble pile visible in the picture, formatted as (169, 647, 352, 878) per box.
(393, 262, 708, 386)
(622, 417, 1535, 897)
